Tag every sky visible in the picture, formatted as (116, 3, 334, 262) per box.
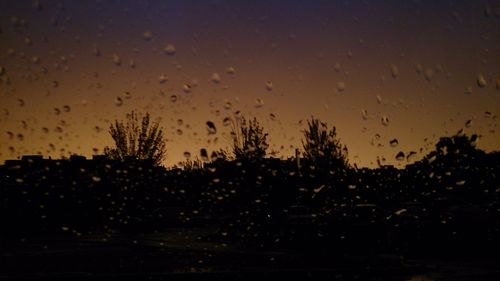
(0, 0, 499, 168)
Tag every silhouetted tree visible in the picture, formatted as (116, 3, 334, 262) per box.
(302, 117, 348, 169)
(104, 111, 166, 166)
(231, 116, 269, 161)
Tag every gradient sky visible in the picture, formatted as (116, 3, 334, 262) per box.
(1, 0, 499, 168)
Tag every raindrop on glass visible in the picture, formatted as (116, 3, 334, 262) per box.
(376, 95, 382, 104)
(170, 94, 178, 103)
(406, 151, 417, 162)
(54, 108, 61, 115)
(183, 151, 191, 159)
(17, 99, 25, 107)
(226, 66, 235, 75)
(265, 81, 273, 91)
(183, 83, 192, 93)
(200, 148, 209, 161)
(381, 115, 389, 126)
(337, 82, 346, 92)
(143, 30, 153, 41)
(389, 139, 398, 147)
(255, 98, 264, 108)
(115, 97, 123, 106)
(164, 43, 176, 56)
(158, 74, 168, 84)
(465, 119, 472, 127)
(361, 109, 368, 120)
(477, 73, 487, 88)
(211, 72, 221, 84)
(63, 105, 71, 112)
(395, 151, 405, 161)
(223, 117, 232, 127)
(206, 121, 217, 135)
(391, 64, 399, 78)
(112, 54, 121, 66)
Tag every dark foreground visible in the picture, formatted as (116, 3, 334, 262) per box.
(2, 226, 500, 281)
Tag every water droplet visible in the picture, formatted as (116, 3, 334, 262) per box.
(265, 81, 273, 91)
(176, 129, 183, 135)
(92, 176, 101, 182)
(124, 91, 132, 99)
(395, 151, 405, 161)
(394, 208, 407, 215)
(183, 151, 191, 158)
(206, 121, 217, 135)
(223, 117, 232, 126)
(223, 101, 232, 110)
(477, 73, 487, 88)
(52, 80, 59, 88)
(376, 95, 382, 104)
(406, 151, 417, 162)
(211, 72, 221, 84)
(54, 108, 61, 115)
(170, 94, 178, 102)
(164, 43, 176, 55)
(158, 74, 168, 84)
(496, 79, 500, 91)
(63, 105, 71, 112)
(143, 31, 153, 41)
(361, 109, 368, 120)
(183, 83, 192, 93)
(24, 37, 32, 46)
(129, 59, 136, 68)
(0, 65, 5, 75)
(226, 66, 235, 75)
(200, 149, 209, 161)
(269, 113, 276, 120)
(17, 99, 25, 107)
(32, 56, 40, 64)
(334, 63, 341, 72)
(389, 139, 398, 147)
(465, 119, 472, 127)
(177, 119, 183, 126)
(255, 98, 264, 108)
(112, 54, 121, 66)
(16, 133, 24, 141)
(42, 127, 49, 134)
(115, 97, 123, 106)
(336, 82, 346, 92)
(391, 64, 399, 78)
(381, 116, 389, 126)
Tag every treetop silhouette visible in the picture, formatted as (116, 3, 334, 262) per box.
(302, 117, 348, 170)
(230, 116, 269, 161)
(104, 111, 166, 166)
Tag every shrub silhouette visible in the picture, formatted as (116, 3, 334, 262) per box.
(104, 111, 166, 166)
(230, 116, 269, 161)
(302, 117, 348, 170)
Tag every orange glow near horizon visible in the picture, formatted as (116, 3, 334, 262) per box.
(1, 0, 499, 168)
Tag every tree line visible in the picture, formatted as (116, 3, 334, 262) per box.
(105, 111, 349, 170)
